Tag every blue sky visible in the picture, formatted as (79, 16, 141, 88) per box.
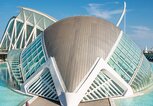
(0, 0, 153, 49)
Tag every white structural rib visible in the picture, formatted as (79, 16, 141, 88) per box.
(116, 2, 126, 27)
(105, 31, 123, 62)
(0, 7, 57, 51)
(19, 7, 57, 22)
(51, 57, 133, 106)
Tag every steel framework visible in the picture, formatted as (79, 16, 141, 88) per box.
(0, 7, 57, 51)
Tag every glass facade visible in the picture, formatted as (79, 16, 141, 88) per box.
(108, 34, 153, 92)
(27, 68, 58, 101)
(131, 56, 153, 92)
(21, 34, 47, 80)
(82, 70, 124, 101)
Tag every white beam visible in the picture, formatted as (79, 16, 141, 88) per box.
(116, 2, 126, 27)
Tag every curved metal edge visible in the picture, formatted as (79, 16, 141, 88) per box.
(116, 1, 126, 27)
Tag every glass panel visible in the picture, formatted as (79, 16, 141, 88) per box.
(21, 34, 46, 80)
(108, 34, 153, 92)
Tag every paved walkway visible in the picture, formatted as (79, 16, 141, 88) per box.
(30, 97, 59, 106)
(30, 97, 110, 106)
(79, 98, 110, 106)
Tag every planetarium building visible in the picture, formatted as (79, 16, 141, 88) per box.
(0, 5, 153, 106)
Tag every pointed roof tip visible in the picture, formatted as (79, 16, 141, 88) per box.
(144, 45, 148, 53)
(124, 1, 126, 7)
(145, 45, 148, 50)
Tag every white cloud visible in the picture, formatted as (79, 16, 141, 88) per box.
(85, 2, 122, 19)
(128, 25, 153, 48)
(130, 26, 150, 31)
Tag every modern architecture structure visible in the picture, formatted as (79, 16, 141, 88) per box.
(0, 2, 153, 106)
(0, 7, 56, 51)
(143, 47, 153, 62)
